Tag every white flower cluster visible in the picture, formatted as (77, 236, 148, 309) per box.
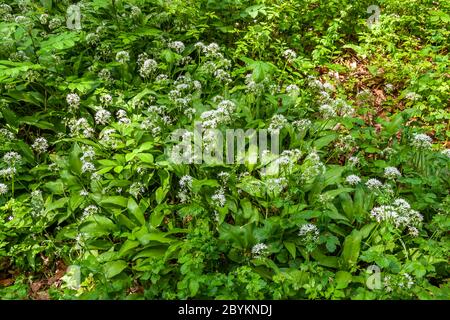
(81, 147, 96, 174)
(268, 114, 287, 134)
(0, 183, 8, 195)
(129, 182, 145, 198)
(411, 133, 432, 150)
(178, 175, 193, 203)
(218, 171, 230, 184)
(0, 129, 15, 140)
(95, 108, 112, 125)
(99, 129, 119, 148)
(301, 150, 326, 181)
(195, 42, 223, 59)
(441, 149, 450, 158)
(282, 49, 297, 63)
(213, 68, 232, 84)
(244, 73, 270, 96)
(292, 119, 312, 131)
(366, 178, 383, 190)
(139, 58, 158, 78)
(116, 50, 130, 63)
(336, 135, 356, 153)
(308, 76, 335, 93)
(285, 84, 299, 95)
(200, 99, 236, 129)
(168, 41, 185, 53)
(3, 151, 22, 166)
(251, 243, 269, 258)
(265, 177, 288, 195)
(270, 149, 302, 173)
(116, 109, 131, 124)
(68, 118, 95, 138)
(319, 104, 336, 118)
(405, 92, 421, 101)
(384, 166, 401, 179)
(32, 137, 48, 153)
(298, 223, 320, 251)
(212, 188, 226, 207)
(370, 198, 423, 234)
(82, 205, 99, 220)
(66, 93, 80, 110)
(384, 273, 415, 293)
(298, 223, 319, 238)
(345, 174, 361, 185)
(100, 94, 113, 106)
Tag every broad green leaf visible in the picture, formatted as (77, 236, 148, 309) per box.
(341, 230, 362, 269)
(127, 198, 146, 225)
(335, 271, 352, 289)
(103, 260, 128, 279)
(284, 241, 296, 259)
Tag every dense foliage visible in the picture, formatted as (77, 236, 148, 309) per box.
(0, 0, 449, 300)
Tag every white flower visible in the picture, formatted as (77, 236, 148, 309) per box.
(218, 171, 230, 183)
(156, 74, 168, 82)
(80, 190, 89, 196)
(213, 69, 232, 83)
(139, 59, 157, 78)
(251, 243, 268, 258)
(298, 223, 319, 240)
(168, 41, 185, 53)
(81, 162, 95, 173)
(179, 175, 193, 189)
(384, 166, 401, 179)
(32, 137, 48, 153)
(319, 104, 337, 118)
(130, 6, 141, 18)
(370, 198, 423, 231)
(39, 13, 48, 25)
(266, 177, 287, 195)
(345, 175, 361, 185)
(282, 49, 297, 62)
(0, 167, 16, 179)
(0, 129, 15, 140)
(408, 226, 419, 237)
(441, 149, 450, 158)
(82, 205, 99, 219)
(366, 178, 383, 189)
(405, 92, 421, 101)
(0, 183, 8, 195)
(66, 93, 80, 109)
(411, 133, 432, 150)
(116, 50, 130, 63)
(268, 114, 287, 134)
(95, 108, 112, 125)
(100, 94, 113, 106)
(48, 18, 62, 30)
(3, 152, 21, 166)
(212, 188, 226, 207)
(286, 84, 299, 94)
(348, 156, 359, 166)
(291, 120, 310, 132)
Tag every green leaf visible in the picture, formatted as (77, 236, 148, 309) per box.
(118, 240, 140, 258)
(103, 260, 128, 279)
(127, 198, 146, 225)
(335, 271, 352, 289)
(136, 153, 154, 164)
(341, 230, 362, 269)
(284, 241, 296, 259)
(69, 143, 82, 175)
(100, 196, 128, 207)
(155, 186, 168, 204)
